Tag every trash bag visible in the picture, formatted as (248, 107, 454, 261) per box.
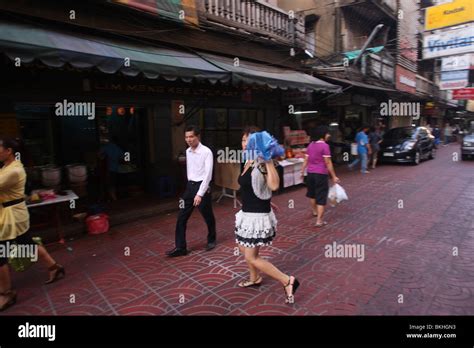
(328, 184, 348, 206)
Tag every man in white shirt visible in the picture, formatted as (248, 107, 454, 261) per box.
(166, 125, 216, 257)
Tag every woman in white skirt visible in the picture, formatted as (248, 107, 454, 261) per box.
(235, 127, 300, 304)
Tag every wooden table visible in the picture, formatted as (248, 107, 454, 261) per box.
(27, 190, 79, 244)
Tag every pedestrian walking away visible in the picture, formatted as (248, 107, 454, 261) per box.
(0, 138, 65, 312)
(348, 125, 371, 173)
(301, 126, 340, 227)
(235, 127, 300, 304)
(368, 126, 382, 169)
(166, 125, 217, 257)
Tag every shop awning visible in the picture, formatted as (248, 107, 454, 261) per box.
(320, 76, 397, 92)
(201, 54, 342, 93)
(0, 21, 230, 83)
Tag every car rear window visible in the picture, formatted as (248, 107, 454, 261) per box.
(384, 128, 415, 140)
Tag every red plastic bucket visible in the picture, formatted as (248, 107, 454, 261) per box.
(86, 213, 109, 235)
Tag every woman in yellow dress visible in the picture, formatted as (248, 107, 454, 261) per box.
(0, 138, 65, 312)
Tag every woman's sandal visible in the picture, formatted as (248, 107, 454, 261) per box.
(283, 276, 300, 304)
(45, 263, 65, 285)
(238, 276, 263, 288)
(0, 289, 17, 312)
(315, 221, 328, 228)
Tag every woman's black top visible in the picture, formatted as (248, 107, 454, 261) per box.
(238, 166, 271, 213)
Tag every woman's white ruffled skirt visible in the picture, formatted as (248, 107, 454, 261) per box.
(234, 210, 277, 248)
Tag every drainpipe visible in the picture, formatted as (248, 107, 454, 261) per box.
(354, 24, 384, 66)
(334, 0, 342, 54)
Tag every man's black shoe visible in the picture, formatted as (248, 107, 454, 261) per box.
(205, 242, 216, 251)
(166, 248, 188, 257)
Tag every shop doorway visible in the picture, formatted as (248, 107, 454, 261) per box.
(95, 105, 149, 202)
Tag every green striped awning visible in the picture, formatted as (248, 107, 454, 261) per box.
(343, 46, 384, 60)
(202, 54, 342, 93)
(0, 21, 228, 83)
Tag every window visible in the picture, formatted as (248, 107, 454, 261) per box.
(197, 108, 264, 151)
(15, 105, 55, 166)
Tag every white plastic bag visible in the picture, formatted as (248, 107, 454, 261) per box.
(328, 184, 348, 206)
(351, 143, 358, 156)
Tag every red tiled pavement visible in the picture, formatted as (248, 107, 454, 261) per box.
(2, 145, 473, 315)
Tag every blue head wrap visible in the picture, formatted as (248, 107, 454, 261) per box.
(245, 131, 284, 161)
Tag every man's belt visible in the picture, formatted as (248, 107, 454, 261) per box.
(2, 198, 25, 208)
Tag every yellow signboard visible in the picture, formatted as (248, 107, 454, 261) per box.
(425, 0, 474, 31)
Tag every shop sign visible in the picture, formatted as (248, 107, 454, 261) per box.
(441, 54, 474, 71)
(396, 65, 417, 94)
(423, 24, 474, 59)
(439, 69, 469, 90)
(400, 75, 416, 87)
(352, 94, 377, 106)
(281, 90, 312, 105)
(452, 87, 474, 99)
(327, 93, 351, 106)
(93, 82, 241, 98)
(111, 0, 199, 25)
(425, 0, 474, 31)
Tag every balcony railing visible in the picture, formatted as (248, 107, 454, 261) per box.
(416, 75, 436, 97)
(339, 0, 397, 20)
(416, 75, 456, 104)
(368, 53, 395, 83)
(200, 0, 305, 47)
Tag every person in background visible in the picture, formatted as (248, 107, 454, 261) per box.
(433, 125, 441, 148)
(377, 121, 386, 138)
(99, 136, 125, 201)
(368, 126, 383, 169)
(0, 138, 65, 312)
(453, 124, 461, 143)
(235, 127, 300, 304)
(443, 123, 452, 146)
(301, 126, 340, 227)
(348, 125, 371, 174)
(166, 125, 216, 257)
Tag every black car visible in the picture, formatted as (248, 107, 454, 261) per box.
(379, 127, 435, 165)
(461, 133, 474, 160)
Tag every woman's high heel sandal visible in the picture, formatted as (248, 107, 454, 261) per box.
(0, 289, 17, 312)
(283, 276, 300, 304)
(45, 263, 65, 285)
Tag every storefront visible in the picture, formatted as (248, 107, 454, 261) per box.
(0, 19, 341, 203)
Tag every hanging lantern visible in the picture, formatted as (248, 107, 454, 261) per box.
(117, 107, 126, 116)
(129, 107, 135, 115)
(106, 107, 113, 116)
